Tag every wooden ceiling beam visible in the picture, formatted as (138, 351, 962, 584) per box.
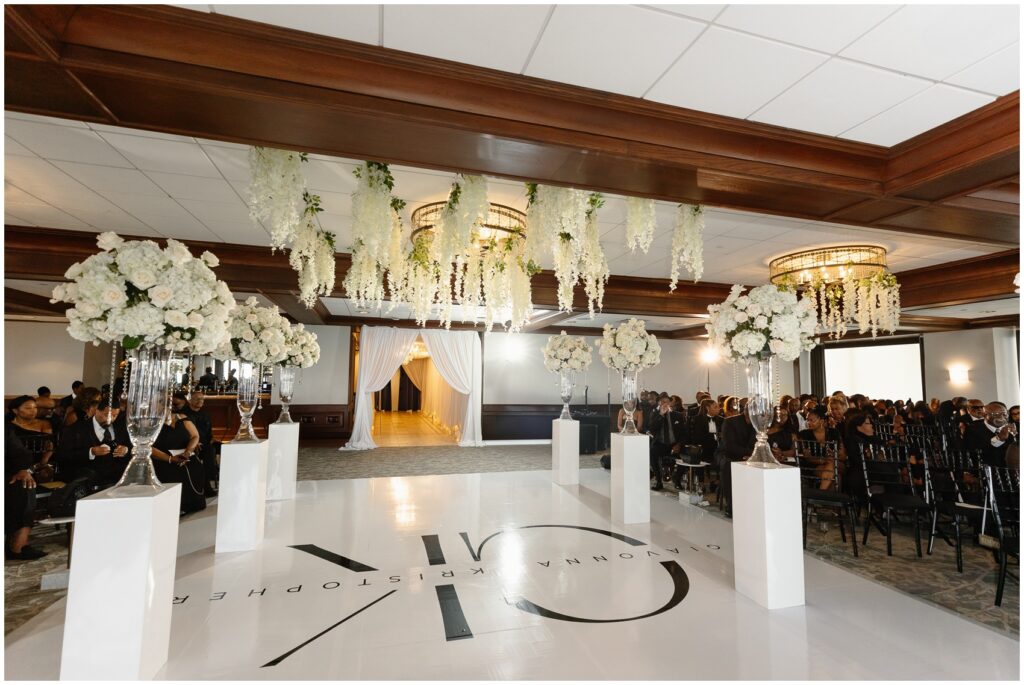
(895, 249, 1019, 309)
(3, 5, 1017, 246)
(4, 287, 67, 317)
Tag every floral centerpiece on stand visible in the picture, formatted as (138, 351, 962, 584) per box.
(542, 332, 593, 420)
(215, 297, 292, 441)
(275, 323, 321, 424)
(50, 231, 234, 488)
(597, 318, 661, 434)
(706, 284, 818, 466)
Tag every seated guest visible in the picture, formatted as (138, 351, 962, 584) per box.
(965, 402, 1015, 467)
(57, 399, 131, 487)
(797, 406, 845, 491)
(766, 405, 795, 462)
(5, 426, 45, 560)
(690, 398, 724, 464)
(55, 380, 84, 420)
(64, 387, 102, 428)
(929, 397, 941, 414)
(722, 396, 743, 418)
(719, 399, 754, 517)
(648, 395, 686, 491)
(826, 397, 848, 435)
(173, 391, 219, 494)
(8, 396, 54, 481)
(796, 398, 817, 431)
(617, 404, 644, 434)
(152, 410, 206, 514)
(843, 412, 881, 500)
(1011, 405, 1020, 434)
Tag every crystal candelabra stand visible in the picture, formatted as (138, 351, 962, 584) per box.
(113, 345, 174, 490)
(620, 369, 640, 435)
(232, 360, 260, 442)
(557, 369, 576, 421)
(275, 365, 300, 424)
(744, 354, 779, 467)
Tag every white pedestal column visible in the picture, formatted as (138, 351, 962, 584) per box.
(731, 462, 805, 610)
(267, 422, 300, 500)
(611, 433, 651, 524)
(215, 440, 269, 553)
(551, 419, 580, 485)
(60, 484, 182, 680)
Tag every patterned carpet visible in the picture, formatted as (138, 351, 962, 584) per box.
(5, 445, 1018, 640)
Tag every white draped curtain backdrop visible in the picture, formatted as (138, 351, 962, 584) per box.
(341, 327, 419, 450)
(420, 330, 483, 447)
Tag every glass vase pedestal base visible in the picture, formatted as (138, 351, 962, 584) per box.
(731, 462, 805, 610)
(551, 419, 580, 485)
(610, 433, 650, 524)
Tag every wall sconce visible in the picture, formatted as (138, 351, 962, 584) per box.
(946, 365, 972, 385)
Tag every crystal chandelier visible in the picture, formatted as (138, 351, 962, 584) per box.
(769, 245, 901, 339)
(411, 202, 526, 247)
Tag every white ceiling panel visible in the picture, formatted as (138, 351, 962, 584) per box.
(5, 212, 35, 226)
(211, 4, 379, 44)
(5, 203, 91, 230)
(87, 122, 197, 144)
(202, 144, 251, 182)
(131, 213, 219, 242)
(842, 84, 994, 147)
(203, 221, 270, 245)
(52, 162, 166, 196)
(6, 279, 65, 299)
(97, 132, 221, 177)
(146, 171, 241, 203)
(6, 157, 120, 212)
(176, 198, 251, 225)
(646, 26, 826, 118)
(750, 58, 930, 137)
(5, 137, 35, 157)
(526, 5, 704, 97)
(945, 42, 1020, 96)
(383, 5, 551, 73)
(60, 207, 160, 236)
(6, 119, 132, 167)
(905, 298, 1020, 319)
(841, 4, 1019, 81)
(715, 4, 898, 54)
(304, 158, 359, 194)
(644, 4, 725, 22)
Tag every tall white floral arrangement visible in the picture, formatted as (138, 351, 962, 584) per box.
(542, 331, 592, 373)
(625, 196, 656, 253)
(669, 203, 704, 290)
(281, 323, 320, 368)
(216, 297, 291, 365)
(706, 284, 818, 362)
(598, 318, 661, 372)
(51, 232, 233, 353)
(247, 147, 307, 250)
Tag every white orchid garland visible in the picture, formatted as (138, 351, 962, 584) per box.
(247, 147, 307, 250)
(291, 192, 337, 307)
(792, 269, 901, 340)
(625, 196, 656, 253)
(669, 203, 704, 290)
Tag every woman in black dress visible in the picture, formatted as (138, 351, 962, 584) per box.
(843, 412, 882, 501)
(766, 405, 796, 463)
(797, 406, 845, 490)
(152, 411, 206, 514)
(8, 396, 54, 482)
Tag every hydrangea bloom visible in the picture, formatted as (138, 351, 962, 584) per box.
(542, 331, 592, 373)
(597, 318, 660, 372)
(706, 284, 818, 362)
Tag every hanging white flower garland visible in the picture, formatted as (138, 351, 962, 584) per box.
(669, 203, 704, 290)
(625, 196, 656, 253)
(792, 270, 901, 340)
(247, 147, 307, 251)
(291, 192, 337, 307)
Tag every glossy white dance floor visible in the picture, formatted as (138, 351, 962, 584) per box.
(5, 469, 1019, 680)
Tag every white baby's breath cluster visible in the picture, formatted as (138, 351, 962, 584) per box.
(51, 232, 233, 353)
(217, 297, 291, 365)
(598, 318, 661, 372)
(281, 323, 320, 368)
(542, 332, 593, 373)
(706, 284, 818, 362)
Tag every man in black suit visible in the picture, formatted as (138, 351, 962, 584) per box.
(966, 402, 1016, 467)
(719, 400, 755, 517)
(197, 367, 219, 391)
(6, 426, 45, 560)
(57, 398, 132, 487)
(648, 396, 687, 491)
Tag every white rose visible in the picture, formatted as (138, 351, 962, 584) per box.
(754, 315, 768, 329)
(164, 310, 188, 328)
(64, 262, 84, 280)
(187, 312, 204, 328)
(734, 311, 748, 323)
(132, 268, 158, 290)
(101, 286, 127, 308)
(96, 232, 124, 252)
(242, 329, 255, 342)
(148, 284, 174, 308)
(201, 251, 220, 268)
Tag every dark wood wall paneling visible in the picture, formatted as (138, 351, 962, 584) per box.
(481, 404, 615, 442)
(3, 4, 1018, 249)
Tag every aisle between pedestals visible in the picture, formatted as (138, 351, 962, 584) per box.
(611, 432, 650, 524)
(60, 483, 181, 680)
(731, 461, 805, 610)
(216, 439, 269, 553)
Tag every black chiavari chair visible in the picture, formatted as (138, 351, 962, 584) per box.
(926, 448, 985, 572)
(794, 439, 858, 556)
(983, 465, 1020, 606)
(874, 422, 897, 443)
(860, 443, 931, 557)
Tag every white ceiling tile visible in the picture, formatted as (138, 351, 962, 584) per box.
(202, 144, 251, 182)
(945, 42, 1020, 96)
(97, 193, 191, 219)
(129, 211, 213, 240)
(61, 207, 161, 236)
(842, 84, 994, 146)
(841, 4, 1020, 81)
(6, 120, 132, 167)
(97, 132, 221, 177)
(486, 181, 531, 212)
(304, 158, 359, 194)
(644, 4, 724, 22)
(5, 212, 35, 226)
(307, 189, 352, 217)
(6, 157, 119, 212)
(526, 5, 704, 97)
(390, 169, 458, 204)
(5, 137, 35, 157)
(721, 216, 800, 241)
(750, 59, 930, 137)
(5, 112, 88, 127)
(147, 171, 241, 203)
(87, 122, 196, 144)
(212, 4, 379, 44)
(176, 198, 250, 224)
(202, 221, 270, 246)
(646, 27, 826, 118)
(51, 161, 166, 196)
(383, 5, 552, 73)
(626, 255, 670, 277)
(715, 4, 898, 54)
(3, 202, 92, 230)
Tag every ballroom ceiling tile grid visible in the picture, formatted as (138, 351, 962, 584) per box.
(172, 4, 1020, 146)
(3, 112, 1002, 287)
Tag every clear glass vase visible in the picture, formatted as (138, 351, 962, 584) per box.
(557, 369, 576, 421)
(233, 360, 260, 442)
(113, 345, 174, 490)
(276, 366, 300, 424)
(620, 369, 640, 435)
(744, 354, 779, 467)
